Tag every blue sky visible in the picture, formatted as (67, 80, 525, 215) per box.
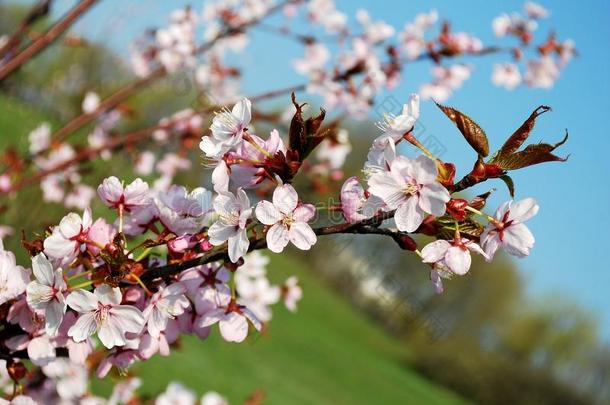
(26, 0, 610, 335)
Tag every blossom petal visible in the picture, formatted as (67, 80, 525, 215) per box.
(419, 183, 450, 216)
(509, 198, 539, 223)
(255, 201, 282, 225)
(421, 240, 451, 263)
(394, 197, 424, 233)
(68, 312, 98, 342)
(112, 305, 145, 334)
(288, 223, 317, 251)
(228, 230, 250, 263)
(98, 319, 126, 349)
(31, 253, 54, 286)
(445, 246, 472, 275)
(66, 289, 98, 313)
(219, 312, 248, 343)
(266, 224, 290, 253)
(273, 184, 298, 215)
(293, 204, 316, 223)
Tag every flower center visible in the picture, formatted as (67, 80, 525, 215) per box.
(403, 181, 420, 196)
(95, 302, 112, 325)
(281, 214, 295, 227)
(220, 210, 240, 226)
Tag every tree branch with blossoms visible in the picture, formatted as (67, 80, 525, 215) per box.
(0, 1, 574, 403)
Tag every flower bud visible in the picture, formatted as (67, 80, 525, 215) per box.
(7, 361, 27, 381)
(446, 198, 469, 221)
(396, 234, 418, 251)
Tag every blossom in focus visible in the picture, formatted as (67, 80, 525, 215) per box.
(156, 185, 213, 236)
(340, 177, 382, 223)
(198, 300, 262, 343)
(200, 98, 251, 158)
(480, 198, 539, 260)
(255, 184, 317, 253)
(142, 283, 190, 338)
(67, 285, 145, 349)
(26, 253, 67, 336)
(0, 249, 29, 305)
(43, 208, 93, 266)
(97, 176, 150, 212)
(368, 155, 450, 232)
(421, 238, 488, 276)
(208, 188, 252, 263)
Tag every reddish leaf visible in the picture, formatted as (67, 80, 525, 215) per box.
(494, 131, 569, 170)
(435, 102, 490, 157)
(494, 105, 551, 161)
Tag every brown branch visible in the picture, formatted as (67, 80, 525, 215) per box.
(1, 82, 306, 195)
(0, 0, 53, 60)
(140, 210, 397, 283)
(0, 0, 99, 81)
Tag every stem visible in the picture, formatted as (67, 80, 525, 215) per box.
(67, 269, 93, 281)
(465, 206, 497, 223)
(0, 0, 99, 81)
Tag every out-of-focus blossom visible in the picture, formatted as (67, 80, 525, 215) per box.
(492, 63, 522, 90)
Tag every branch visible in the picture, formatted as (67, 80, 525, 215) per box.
(0, 0, 53, 60)
(140, 210, 397, 283)
(0, 0, 99, 81)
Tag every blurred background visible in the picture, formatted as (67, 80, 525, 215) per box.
(1, 0, 609, 404)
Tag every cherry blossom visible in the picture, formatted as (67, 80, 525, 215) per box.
(340, 176, 382, 223)
(28, 122, 51, 155)
(43, 208, 93, 266)
(368, 155, 450, 232)
(67, 285, 145, 349)
(200, 98, 251, 158)
(0, 249, 29, 305)
(156, 185, 214, 236)
(421, 238, 488, 276)
(198, 300, 262, 343)
(492, 63, 522, 90)
(208, 188, 253, 262)
(81, 91, 100, 113)
(25, 253, 67, 336)
(282, 276, 303, 312)
(155, 382, 196, 405)
(480, 198, 539, 260)
(255, 184, 317, 253)
(97, 176, 151, 212)
(142, 284, 189, 338)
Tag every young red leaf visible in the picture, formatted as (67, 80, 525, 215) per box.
(435, 102, 490, 157)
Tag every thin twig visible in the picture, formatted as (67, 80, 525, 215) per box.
(0, 0, 99, 81)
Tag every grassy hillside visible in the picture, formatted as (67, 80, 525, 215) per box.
(93, 253, 465, 404)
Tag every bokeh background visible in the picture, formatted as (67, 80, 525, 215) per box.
(1, 0, 609, 404)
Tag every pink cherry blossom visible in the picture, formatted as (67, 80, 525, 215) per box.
(208, 188, 252, 263)
(97, 176, 150, 212)
(28, 122, 51, 155)
(492, 63, 522, 90)
(340, 177, 383, 223)
(480, 198, 539, 260)
(155, 382, 196, 405)
(236, 276, 280, 322)
(26, 253, 67, 336)
(255, 184, 317, 253)
(43, 208, 93, 266)
(0, 249, 30, 305)
(421, 238, 488, 276)
(86, 218, 117, 255)
(282, 276, 303, 312)
(156, 185, 213, 236)
(142, 284, 189, 338)
(198, 300, 262, 343)
(200, 98, 251, 158)
(368, 155, 450, 232)
(66, 285, 145, 349)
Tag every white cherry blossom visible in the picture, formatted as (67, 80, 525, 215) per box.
(255, 184, 317, 253)
(368, 155, 450, 232)
(67, 285, 145, 349)
(26, 253, 67, 336)
(208, 188, 252, 263)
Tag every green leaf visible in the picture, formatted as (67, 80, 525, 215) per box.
(499, 175, 515, 198)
